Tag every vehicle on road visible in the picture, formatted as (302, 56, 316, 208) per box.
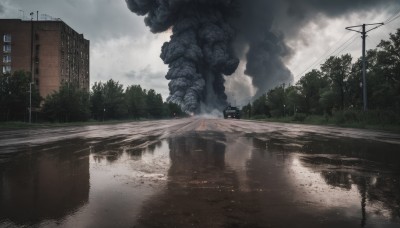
(223, 106, 240, 119)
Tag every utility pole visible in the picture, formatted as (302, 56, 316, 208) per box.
(346, 23, 384, 111)
(29, 82, 33, 124)
(29, 12, 34, 124)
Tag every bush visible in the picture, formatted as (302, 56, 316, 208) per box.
(332, 109, 400, 126)
(252, 115, 268, 120)
(343, 110, 359, 122)
(292, 113, 307, 122)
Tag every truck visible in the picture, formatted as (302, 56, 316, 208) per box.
(223, 106, 240, 119)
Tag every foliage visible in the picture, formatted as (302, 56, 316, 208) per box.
(0, 71, 41, 121)
(252, 94, 269, 117)
(243, 28, 400, 127)
(292, 113, 307, 122)
(241, 103, 252, 119)
(42, 83, 90, 122)
(125, 85, 147, 119)
(90, 80, 128, 120)
(296, 69, 327, 114)
(146, 89, 164, 118)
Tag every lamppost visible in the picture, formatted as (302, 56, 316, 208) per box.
(29, 12, 34, 124)
(283, 104, 286, 117)
(29, 82, 33, 124)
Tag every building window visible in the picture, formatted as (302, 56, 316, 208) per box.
(3, 55, 11, 63)
(2, 66, 11, 74)
(3, 44, 11, 53)
(3, 34, 11, 43)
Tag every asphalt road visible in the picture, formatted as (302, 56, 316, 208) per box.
(1, 118, 400, 227)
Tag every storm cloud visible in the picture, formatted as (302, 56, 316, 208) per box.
(126, 0, 399, 113)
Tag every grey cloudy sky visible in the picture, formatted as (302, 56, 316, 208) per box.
(1, 0, 399, 105)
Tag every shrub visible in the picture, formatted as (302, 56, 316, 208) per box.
(292, 113, 307, 122)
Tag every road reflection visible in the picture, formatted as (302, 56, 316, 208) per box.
(287, 136, 400, 227)
(0, 123, 399, 227)
(0, 139, 90, 226)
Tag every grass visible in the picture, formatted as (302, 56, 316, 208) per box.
(0, 119, 144, 130)
(245, 113, 400, 133)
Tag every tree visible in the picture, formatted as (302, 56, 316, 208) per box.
(241, 103, 252, 119)
(125, 85, 147, 119)
(146, 89, 163, 118)
(90, 82, 105, 120)
(285, 85, 303, 116)
(42, 83, 90, 122)
(266, 87, 285, 117)
(0, 71, 41, 121)
(373, 29, 400, 110)
(251, 94, 268, 117)
(321, 54, 352, 110)
(297, 69, 328, 114)
(102, 79, 126, 120)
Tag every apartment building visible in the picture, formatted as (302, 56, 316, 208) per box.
(0, 19, 89, 98)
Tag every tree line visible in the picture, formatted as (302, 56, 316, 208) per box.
(0, 75, 185, 122)
(243, 28, 400, 125)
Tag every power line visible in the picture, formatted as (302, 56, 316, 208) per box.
(295, 8, 399, 80)
(335, 35, 359, 56)
(386, 13, 400, 25)
(346, 22, 384, 112)
(384, 6, 400, 24)
(295, 31, 359, 78)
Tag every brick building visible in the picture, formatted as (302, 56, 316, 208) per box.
(0, 19, 89, 98)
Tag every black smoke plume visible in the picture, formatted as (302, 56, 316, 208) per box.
(126, 0, 399, 112)
(126, 0, 239, 113)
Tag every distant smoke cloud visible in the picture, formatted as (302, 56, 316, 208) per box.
(126, 0, 399, 112)
(126, 0, 239, 113)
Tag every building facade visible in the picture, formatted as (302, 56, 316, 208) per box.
(0, 19, 89, 98)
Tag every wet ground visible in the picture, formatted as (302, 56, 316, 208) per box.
(1, 118, 400, 227)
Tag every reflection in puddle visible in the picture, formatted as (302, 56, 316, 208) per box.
(292, 152, 400, 226)
(0, 138, 171, 227)
(0, 140, 90, 227)
(1, 127, 400, 227)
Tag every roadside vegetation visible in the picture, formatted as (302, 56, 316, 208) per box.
(242, 28, 400, 132)
(0, 74, 186, 126)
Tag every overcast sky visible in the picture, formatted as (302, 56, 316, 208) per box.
(1, 0, 399, 105)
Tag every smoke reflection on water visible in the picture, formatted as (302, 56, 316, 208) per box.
(1, 123, 400, 227)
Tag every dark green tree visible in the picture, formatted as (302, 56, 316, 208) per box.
(266, 87, 285, 117)
(90, 82, 105, 120)
(297, 69, 328, 114)
(321, 54, 352, 111)
(251, 94, 268, 117)
(285, 85, 303, 116)
(0, 71, 41, 121)
(241, 103, 252, 119)
(103, 79, 126, 120)
(146, 89, 163, 118)
(125, 85, 147, 118)
(372, 29, 400, 110)
(42, 83, 90, 122)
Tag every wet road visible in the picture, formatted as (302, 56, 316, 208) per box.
(1, 118, 400, 227)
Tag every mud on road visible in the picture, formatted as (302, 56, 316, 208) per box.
(1, 118, 400, 227)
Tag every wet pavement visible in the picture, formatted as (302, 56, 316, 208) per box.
(1, 118, 400, 227)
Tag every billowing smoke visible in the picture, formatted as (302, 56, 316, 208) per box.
(126, 0, 239, 113)
(126, 0, 400, 112)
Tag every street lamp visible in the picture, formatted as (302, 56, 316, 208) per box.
(283, 104, 286, 117)
(29, 82, 34, 124)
